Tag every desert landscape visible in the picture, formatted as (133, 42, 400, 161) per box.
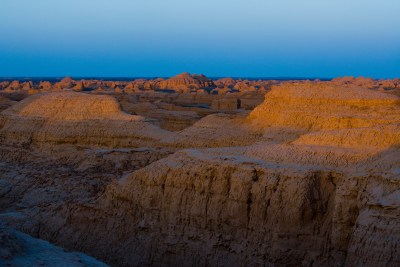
(1, 0, 399, 266)
(0, 74, 399, 266)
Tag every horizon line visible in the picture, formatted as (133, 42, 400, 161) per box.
(0, 75, 388, 80)
(0, 75, 398, 80)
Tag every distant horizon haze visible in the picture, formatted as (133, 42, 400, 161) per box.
(1, 0, 399, 79)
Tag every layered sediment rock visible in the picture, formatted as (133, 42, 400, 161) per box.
(0, 92, 175, 147)
(249, 82, 400, 130)
(0, 80, 399, 267)
(87, 82, 398, 266)
(157, 72, 215, 92)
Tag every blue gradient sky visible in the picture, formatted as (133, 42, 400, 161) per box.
(0, 0, 399, 78)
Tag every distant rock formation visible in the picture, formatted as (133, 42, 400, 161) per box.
(39, 81, 52, 90)
(4, 80, 20, 92)
(1, 75, 399, 99)
(157, 72, 215, 92)
(215, 77, 236, 88)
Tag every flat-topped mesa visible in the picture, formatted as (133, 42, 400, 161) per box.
(6, 92, 140, 121)
(157, 72, 215, 92)
(0, 92, 175, 147)
(249, 82, 400, 131)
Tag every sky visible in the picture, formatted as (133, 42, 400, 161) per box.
(0, 0, 399, 78)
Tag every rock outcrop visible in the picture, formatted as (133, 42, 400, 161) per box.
(0, 92, 175, 147)
(157, 72, 215, 92)
(67, 82, 396, 266)
(0, 78, 399, 267)
(249, 82, 400, 131)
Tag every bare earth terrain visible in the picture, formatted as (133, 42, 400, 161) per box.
(0, 73, 399, 266)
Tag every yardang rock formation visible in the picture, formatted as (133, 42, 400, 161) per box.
(0, 77, 399, 267)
